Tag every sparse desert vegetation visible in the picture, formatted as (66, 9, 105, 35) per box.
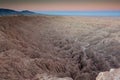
(0, 16, 120, 80)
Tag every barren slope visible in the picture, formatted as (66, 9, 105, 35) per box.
(0, 16, 120, 80)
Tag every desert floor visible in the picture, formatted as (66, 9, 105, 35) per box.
(0, 16, 120, 80)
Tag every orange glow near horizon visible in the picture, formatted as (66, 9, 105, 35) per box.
(0, 3, 120, 11)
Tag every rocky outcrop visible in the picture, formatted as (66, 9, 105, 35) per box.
(96, 68, 120, 80)
(33, 73, 73, 80)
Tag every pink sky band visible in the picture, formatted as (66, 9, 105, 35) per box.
(1, 3, 120, 11)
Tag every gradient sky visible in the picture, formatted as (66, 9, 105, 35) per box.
(0, 0, 120, 11)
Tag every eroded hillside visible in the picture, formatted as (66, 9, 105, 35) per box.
(0, 16, 120, 80)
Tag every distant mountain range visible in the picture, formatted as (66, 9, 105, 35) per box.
(1, 8, 120, 16)
(0, 8, 37, 16)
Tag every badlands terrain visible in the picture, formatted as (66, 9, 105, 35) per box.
(0, 16, 120, 80)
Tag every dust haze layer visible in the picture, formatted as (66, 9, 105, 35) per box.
(0, 16, 120, 80)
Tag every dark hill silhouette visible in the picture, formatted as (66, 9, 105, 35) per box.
(0, 8, 19, 16)
(0, 8, 36, 16)
(20, 10, 36, 15)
